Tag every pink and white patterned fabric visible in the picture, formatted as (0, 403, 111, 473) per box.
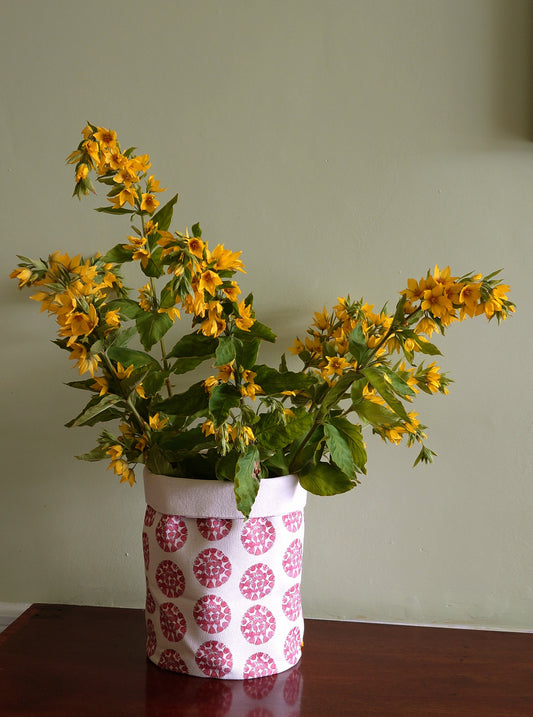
(143, 469, 307, 679)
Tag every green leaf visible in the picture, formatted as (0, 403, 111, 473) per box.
(330, 416, 367, 473)
(381, 366, 416, 400)
(414, 337, 442, 356)
(355, 398, 400, 428)
(151, 194, 178, 233)
(140, 247, 165, 278)
(76, 445, 109, 462)
(247, 321, 277, 343)
(253, 365, 315, 394)
(361, 366, 409, 421)
(167, 332, 218, 359)
(348, 324, 371, 362)
(107, 346, 160, 370)
(65, 394, 124, 428)
(145, 445, 174, 477)
(256, 409, 314, 451)
(156, 381, 209, 416)
(209, 383, 241, 427)
(216, 450, 239, 482)
(105, 299, 143, 319)
(136, 311, 173, 351)
(350, 377, 368, 406)
(321, 370, 359, 412)
(95, 206, 135, 216)
(191, 222, 202, 238)
(236, 337, 260, 370)
(171, 356, 211, 375)
(299, 462, 356, 496)
(234, 445, 261, 518)
(66, 378, 97, 392)
(101, 243, 135, 263)
(324, 423, 356, 478)
(215, 336, 238, 367)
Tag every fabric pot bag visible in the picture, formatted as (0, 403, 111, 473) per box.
(143, 468, 307, 679)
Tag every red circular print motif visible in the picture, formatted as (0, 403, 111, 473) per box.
(195, 640, 233, 678)
(156, 560, 186, 598)
(146, 618, 157, 657)
(283, 627, 301, 665)
(241, 605, 276, 645)
(282, 510, 303, 533)
(243, 653, 278, 681)
(193, 595, 232, 634)
(160, 602, 187, 642)
(282, 539, 303, 578)
(241, 518, 276, 556)
(145, 578, 156, 614)
(144, 505, 156, 527)
(142, 531, 150, 570)
(282, 584, 301, 621)
(193, 548, 232, 588)
(158, 648, 189, 674)
(284, 668, 303, 706)
(240, 563, 275, 601)
(197, 517, 232, 541)
(156, 515, 188, 552)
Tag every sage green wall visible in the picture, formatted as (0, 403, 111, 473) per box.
(1, 0, 532, 629)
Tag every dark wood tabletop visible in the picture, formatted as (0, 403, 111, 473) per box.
(0, 603, 531, 716)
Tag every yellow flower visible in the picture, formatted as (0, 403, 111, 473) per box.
(289, 338, 305, 355)
(424, 363, 445, 394)
(323, 356, 349, 378)
(149, 413, 169, 431)
(83, 139, 100, 165)
(138, 284, 153, 312)
(114, 164, 139, 187)
(187, 236, 205, 259)
(106, 444, 123, 461)
(201, 308, 226, 337)
(203, 376, 219, 394)
(209, 244, 245, 273)
(106, 451, 136, 487)
(75, 164, 89, 183)
(223, 282, 240, 302)
(10, 267, 32, 288)
(135, 384, 147, 399)
(91, 376, 109, 396)
(60, 304, 99, 346)
(68, 343, 101, 377)
(115, 362, 134, 380)
(140, 193, 159, 214)
(109, 187, 137, 208)
(240, 426, 255, 446)
(312, 308, 330, 331)
(158, 306, 181, 321)
(146, 175, 167, 193)
(217, 363, 235, 382)
(103, 148, 125, 171)
(458, 282, 481, 318)
(201, 420, 216, 437)
(235, 300, 254, 332)
(240, 370, 262, 400)
(421, 284, 455, 322)
(198, 270, 223, 296)
(105, 309, 121, 328)
(94, 127, 117, 149)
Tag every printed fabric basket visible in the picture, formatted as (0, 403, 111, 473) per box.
(142, 468, 307, 679)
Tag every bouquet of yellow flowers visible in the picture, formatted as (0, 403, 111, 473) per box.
(11, 124, 515, 516)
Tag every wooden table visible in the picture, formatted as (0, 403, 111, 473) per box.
(0, 604, 531, 716)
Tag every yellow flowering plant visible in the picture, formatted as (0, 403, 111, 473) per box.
(11, 124, 515, 517)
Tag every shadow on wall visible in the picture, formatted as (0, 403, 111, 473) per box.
(494, 0, 533, 140)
